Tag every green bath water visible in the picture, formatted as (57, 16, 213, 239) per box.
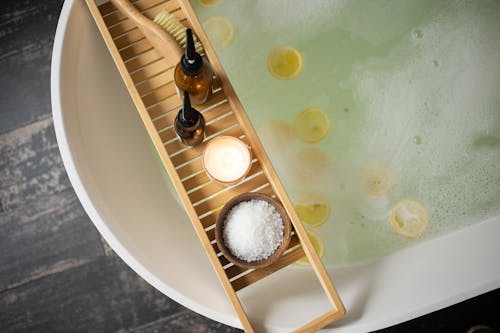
(189, 0, 500, 265)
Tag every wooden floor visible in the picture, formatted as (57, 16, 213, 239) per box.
(0, 0, 499, 332)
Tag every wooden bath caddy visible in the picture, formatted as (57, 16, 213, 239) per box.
(85, 0, 345, 331)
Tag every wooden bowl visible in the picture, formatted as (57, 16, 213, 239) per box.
(215, 193, 292, 269)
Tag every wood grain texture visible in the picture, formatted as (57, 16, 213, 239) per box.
(131, 310, 241, 333)
(0, 0, 64, 134)
(0, 117, 70, 211)
(0, 257, 184, 333)
(0, 117, 103, 290)
(0, 188, 103, 291)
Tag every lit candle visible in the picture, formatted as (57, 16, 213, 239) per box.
(203, 136, 252, 184)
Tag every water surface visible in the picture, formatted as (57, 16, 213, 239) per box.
(193, 0, 500, 265)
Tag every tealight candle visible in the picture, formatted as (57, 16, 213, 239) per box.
(203, 136, 251, 184)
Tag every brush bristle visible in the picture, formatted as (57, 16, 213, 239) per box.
(154, 10, 205, 55)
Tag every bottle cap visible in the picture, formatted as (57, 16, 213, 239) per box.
(179, 91, 199, 127)
(181, 29, 203, 75)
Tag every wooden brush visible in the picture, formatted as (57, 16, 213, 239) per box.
(109, 0, 183, 67)
(154, 9, 204, 55)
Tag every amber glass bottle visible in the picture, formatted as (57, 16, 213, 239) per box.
(174, 29, 213, 105)
(174, 91, 205, 146)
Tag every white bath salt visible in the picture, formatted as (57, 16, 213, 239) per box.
(223, 199, 284, 262)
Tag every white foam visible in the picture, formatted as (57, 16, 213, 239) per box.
(252, 0, 347, 43)
(344, 0, 500, 236)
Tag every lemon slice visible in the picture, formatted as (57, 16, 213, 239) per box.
(361, 163, 395, 197)
(291, 147, 330, 182)
(203, 16, 234, 49)
(294, 107, 330, 143)
(294, 192, 331, 228)
(296, 230, 325, 266)
(296, 204, 330, 227)
(198, 0, 221, 7)
(259, 120, 294, 153)
(389, 199, 429, 238)
(267, 45, 304, 80)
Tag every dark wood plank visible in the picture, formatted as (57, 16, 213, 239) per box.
(0, 117, 71, 212)
(0, 188, 104, 291)
(0, 0, 65, 134)
(0, 116, 105, 291)
(0, 256, 184, 333)
(131, 309, 242, 333)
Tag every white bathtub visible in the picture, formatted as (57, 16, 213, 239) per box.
(51, 1, 500, 332)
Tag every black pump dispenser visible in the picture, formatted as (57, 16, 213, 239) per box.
(180, 29, 203, 75)
(179, 91, 199, 127)
(174, 91, 205, 146)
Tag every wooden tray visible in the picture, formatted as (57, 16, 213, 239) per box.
(85, 0, 345, 331)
